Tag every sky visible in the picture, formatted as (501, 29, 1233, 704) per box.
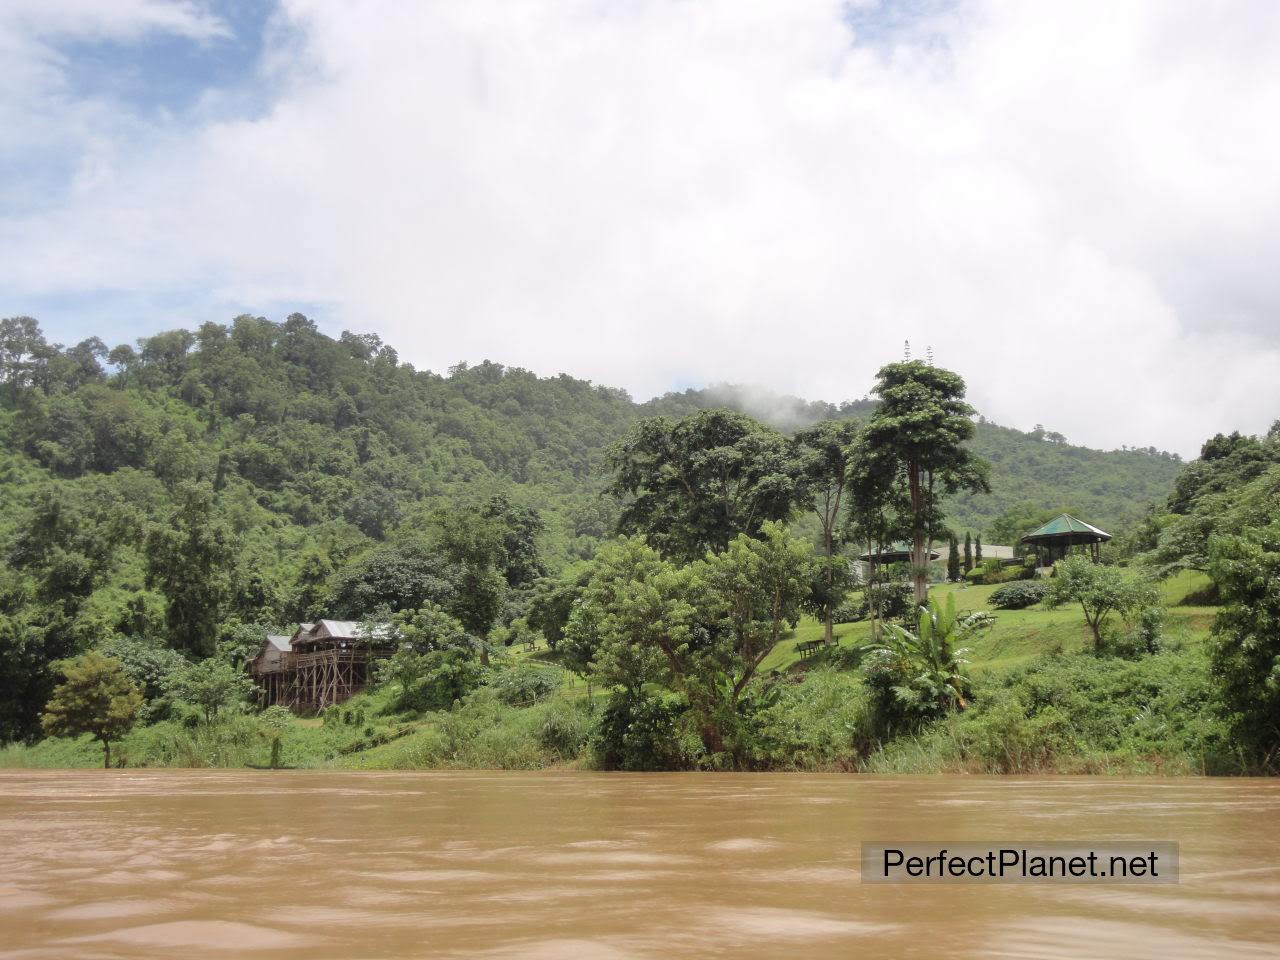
(2, 0, 1279, 458)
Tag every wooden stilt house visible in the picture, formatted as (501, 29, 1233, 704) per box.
(249, 619, 394, 713)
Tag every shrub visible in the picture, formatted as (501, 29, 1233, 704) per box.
(489, 662, 566, 706)
(867, 649, 1235, 774)
(752, 669, 873, 769)
(593, 690, 696, 771)
(379, 648, 485, 713)
(863, 595, 979, 735)
(831, 596, 862, 623)
(989, 581, 1048, 609)
(536, 700, 593, 760)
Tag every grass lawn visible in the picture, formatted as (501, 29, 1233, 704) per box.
(762, 576, 1219, 678)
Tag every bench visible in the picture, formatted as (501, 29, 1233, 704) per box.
(796, 636, 840, 659)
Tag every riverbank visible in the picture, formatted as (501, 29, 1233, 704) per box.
(2, 577, 1245, 775)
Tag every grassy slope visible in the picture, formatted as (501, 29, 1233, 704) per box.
(4, 575, 1221, 771)
(760, 577, 1217, 676)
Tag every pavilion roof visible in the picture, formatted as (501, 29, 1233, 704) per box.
(1020, 514, 1112, 544)
(858, 542, 942, 562)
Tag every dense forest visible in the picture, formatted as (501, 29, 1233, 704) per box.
(3, 313, 1236, 768)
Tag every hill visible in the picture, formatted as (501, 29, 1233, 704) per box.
(0, 314, 1182, 568)
(644, 384, 1182, 535)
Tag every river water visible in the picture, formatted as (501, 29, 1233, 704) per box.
(1, 771, 1277, 959)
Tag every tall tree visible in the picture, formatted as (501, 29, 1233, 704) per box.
(792, 419, 860, 642)
(606, 410, 801, 562)
(975, 535, 983, 565)
(863, 361, 990, 605)
(963, 531, 973, 573)
(0, 316, 44, 401)
(842, 437, 909, 636)
(427, 505, 508, 664)
(41, 653, 142, 768)
(947, 537, 961, 581)
(144, 483, 236, 656)
(480, 494, 547, 587)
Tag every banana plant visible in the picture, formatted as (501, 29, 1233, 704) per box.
(863, 593, 982, 721)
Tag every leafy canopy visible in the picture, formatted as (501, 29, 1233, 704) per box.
(41, 652, 142, 767)
(1044, 556, 1159, 653)
(607, 409, 801, 562)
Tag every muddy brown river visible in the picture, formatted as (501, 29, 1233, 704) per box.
(2, 771, 1278, 959)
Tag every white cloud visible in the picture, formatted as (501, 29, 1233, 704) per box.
(2, 0, 1280, 456)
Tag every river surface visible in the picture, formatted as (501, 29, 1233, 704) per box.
(1, 771, 1278, 959)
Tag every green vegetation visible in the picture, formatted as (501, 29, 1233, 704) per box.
(863, 595, 978, 733)
(988, 581, 1048, 610)
(40, 653, 142, 767)
(2, 314, 1275, 775)
(1044, 556, 1161, 653)
(862, 359, 989, 604)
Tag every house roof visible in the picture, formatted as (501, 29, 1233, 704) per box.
(266, 635, 292, 652)
(1020, 514, 1112, 544)
(317, 619, 362, 639)
(858, 542, 942, 563)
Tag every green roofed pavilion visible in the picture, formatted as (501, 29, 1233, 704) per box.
(1020, 514, 1111, 563)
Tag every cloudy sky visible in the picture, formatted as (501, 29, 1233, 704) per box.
(2, 0, 1278, 456)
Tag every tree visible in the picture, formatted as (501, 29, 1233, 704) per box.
(375, 607, 484, 712)
(287, 548, 334, 622)
(696, 523, 817, 733)
(963, 531, 973, 573)
(144, 483, 236, 656)
(427, 506, 508, 663)
(792, 419, 860, 642)
(96, 635, 187, 701)
(566, 538, 681, 697)
(1208, 525, 1280, 761)
(526, 563, 593, 651)
(41, 653, 142, 767)
(382, 602, 473, 655)
(864, 361, 990, 605)
(330, 539, 462, 619)
(975, 535, 983, 565)
(481, 494, 547, 587)
(573, 524, 816, 763)
(1044, 556, 1159, 653)
(164, 658, 254, 723)
(842, 437, 909, 636)
(0, 316, 45, 401)
(947, 537, 961, 581)
(606, 410, 801, 562)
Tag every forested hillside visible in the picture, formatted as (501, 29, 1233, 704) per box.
(646, 385, 1183, 534)
(0, 314, 1184, 743)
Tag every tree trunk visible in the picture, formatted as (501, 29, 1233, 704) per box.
(699, 720, 726, 757)
(1088, 616, 1102, 654)
(823, 525, 835, 644)
(102, 739, 111, 769)
(908, 460, 928, 606)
